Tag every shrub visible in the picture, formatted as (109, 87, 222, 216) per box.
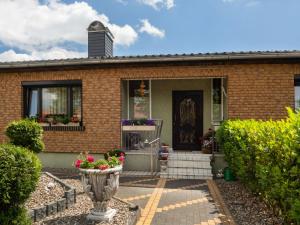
(0, 144, 41, 224)
(216, 108, 300, 224)
(5, 118, 44, 153)
(0, 207, 31, 225)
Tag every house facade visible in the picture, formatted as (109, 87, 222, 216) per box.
(0, 21, 299, 166)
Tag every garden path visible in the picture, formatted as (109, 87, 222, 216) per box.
(117, 175, 235, 225)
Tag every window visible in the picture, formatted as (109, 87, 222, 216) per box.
(295, 77, 300, 110)
(23, 80, 82, 126)
(212, 78, 222, 123)
(129, 80, 150, 119)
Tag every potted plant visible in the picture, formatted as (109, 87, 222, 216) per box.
(200, 128, 216, 154)
(158, 144, 169, 173)
(74, 152, 125, 222)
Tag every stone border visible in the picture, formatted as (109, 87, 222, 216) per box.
(113, 197, 141, 225)
(28, 172, 76, 222)
(207, 180, 236, 225)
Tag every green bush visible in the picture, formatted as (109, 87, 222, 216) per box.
(0, 144, 41, 208)
(216, 108, 300, 224)
(0, 144, 41, 224)
(5, 118, 44, 153)
(0, 207, 31, 225)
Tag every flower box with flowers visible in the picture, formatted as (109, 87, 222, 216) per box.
(74, 152, 125, 222)
(121, 119, 156, 131)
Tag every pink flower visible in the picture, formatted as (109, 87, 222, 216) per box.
(120, 152, 125, 157)
(119, 155, 125, 164)
(87, 155, 94, 163)
(75, 159, 83, 168)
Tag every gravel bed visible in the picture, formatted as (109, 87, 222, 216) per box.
(216, 179, 284, 225)
(25, 174, 65, 209)
(32, 178, 135, 225)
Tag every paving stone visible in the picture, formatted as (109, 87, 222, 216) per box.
(118, 176, 223, 225)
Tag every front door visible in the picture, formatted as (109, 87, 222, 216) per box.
(172, 91, 203, 150)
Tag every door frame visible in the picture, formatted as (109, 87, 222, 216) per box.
(172, 90, 204, 151)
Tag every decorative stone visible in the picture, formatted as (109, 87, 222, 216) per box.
(65, 189, 76, 208)
(79, 165, 122, 222)
(57, 198, 67, 212)
(34, 206, 47, 222)
(46, 202, 57, 216)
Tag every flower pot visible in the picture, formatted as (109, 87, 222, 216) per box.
(159, 160, 168, 173)
(79, 165, 122, 222)
(224, 167, 236, 181)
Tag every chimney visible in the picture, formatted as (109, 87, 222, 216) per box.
(87, 21, 114, 58)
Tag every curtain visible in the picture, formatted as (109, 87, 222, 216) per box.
(42, 87, 67, 116)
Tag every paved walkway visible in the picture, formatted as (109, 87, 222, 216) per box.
(116, 176, 235, 225)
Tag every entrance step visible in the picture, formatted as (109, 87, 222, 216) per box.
(160, 152, 213, 180)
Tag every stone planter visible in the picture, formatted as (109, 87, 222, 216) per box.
(79, 165, 122, 222)
(159, 160, 168, 173)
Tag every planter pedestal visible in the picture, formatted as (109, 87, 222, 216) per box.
(87, 208, 116, 221)
(79, 166, 122, 222)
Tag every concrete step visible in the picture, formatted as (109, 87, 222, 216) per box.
(167, 160, 211, 169)
(168, 153, 212, 161)
(160, 172, 213, 180)
(166, 168, 212, 176)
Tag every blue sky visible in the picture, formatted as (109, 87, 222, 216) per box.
(0, 0, 299, 61)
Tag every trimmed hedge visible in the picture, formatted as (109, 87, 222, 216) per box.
(6, 118, 44, 153)
(216, 108, 300, 224)
(0, 144, 41, 224)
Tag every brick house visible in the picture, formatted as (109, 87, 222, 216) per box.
(0, 21, 299, 169)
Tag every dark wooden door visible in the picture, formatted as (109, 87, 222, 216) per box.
(172, 91, 203, 150)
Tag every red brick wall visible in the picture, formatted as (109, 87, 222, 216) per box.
(0, 63, 296, 153)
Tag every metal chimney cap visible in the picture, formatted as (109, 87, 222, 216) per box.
(87, 21, 114, 39)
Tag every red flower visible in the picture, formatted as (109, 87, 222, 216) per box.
(120, 152, 125, 157)
(75, 159, 83, 168)
(119, 155, 125, 164)
(87, 155, 94, 163)
(99, 165, 109, 170)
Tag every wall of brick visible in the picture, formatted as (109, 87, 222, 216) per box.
(0, 63, 296, 153)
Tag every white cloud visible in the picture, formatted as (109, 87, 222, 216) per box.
(138, 0, 175, 10)
(0, 48, 87, 62)
(0, 0, 138, 62)
(139, 19, 165, 38)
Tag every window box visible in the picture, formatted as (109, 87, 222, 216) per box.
(122, 125, 156, 131)
(43, 126, 85, 131)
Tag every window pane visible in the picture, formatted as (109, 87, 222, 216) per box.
(29, 89, 38, 117)
(295, 86, 300, 110)
(72, 87, 82, 121)
(129, 80, 150, 119)
(213, 79, 222, 122)
(42, 87, 67, 116)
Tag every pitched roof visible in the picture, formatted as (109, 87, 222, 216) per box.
(1, 50, 300, 69)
